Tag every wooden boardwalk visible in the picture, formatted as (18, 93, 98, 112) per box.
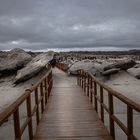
(34, 68, 112, 140)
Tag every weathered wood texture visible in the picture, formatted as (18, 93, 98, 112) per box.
(34, 68, 112, 140)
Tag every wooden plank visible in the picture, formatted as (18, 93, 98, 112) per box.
(34, 136, 112, 140)
(34, 68, 112, 140)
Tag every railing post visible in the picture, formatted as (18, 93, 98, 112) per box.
(79, 70, 80, 86)
(77, 70, 80, 86)
(84, 72, 86, 92)
(49, 72, 52, 95)
(82, 71, 84, 88)
(87, 74, 90, 97)
(94, 81, 98, 112)
(35, 88, 39, 125)
(127, 106, 133, 140)
(47, 76, 50, 98)
(108, 93, 115, 139)
(13, 108, 21, 140)
(40, 82, 44, 113)
(100, 86, 104, 123)
(44, 78, 48, 104)
(90, 77, 93, 103)
(80, 70, 82, 87)
(50, 71, 53, 90)
(48, 73, 52, 97)
(26, 93, 33, 140)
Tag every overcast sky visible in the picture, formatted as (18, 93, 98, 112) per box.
(0, 0, 140, 51)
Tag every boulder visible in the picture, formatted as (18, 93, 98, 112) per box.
(14, 51, 54, 84)
(0, 48, 32, 74)
(134, 64, 140, 68)
(68, 60, 94, 75)
(87, 62, 106, 76)
(103, 59, 136, 71)
(102, 68, 120, 76)
(68, 60, 110, 76)
(127, 68, 140, 79)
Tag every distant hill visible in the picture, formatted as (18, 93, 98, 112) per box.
(64, 50, 140, 55)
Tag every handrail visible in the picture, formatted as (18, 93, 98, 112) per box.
(56, 60, 69, 72)
(77, 69, 140, 140)
(88, 71, 140, 112)
(0, 64, 53, 140)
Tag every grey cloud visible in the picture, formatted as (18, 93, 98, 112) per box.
(0, 0, 140, 51)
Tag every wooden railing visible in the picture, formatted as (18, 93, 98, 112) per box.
(77, 69, 140, 140)
(0, 66, 53, 140)
(56, 60, 69, 72)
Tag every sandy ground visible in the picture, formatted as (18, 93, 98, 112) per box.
(0, 69, 48, 112)
(105, 70, 140, 104)
(0, 75, 28, 112)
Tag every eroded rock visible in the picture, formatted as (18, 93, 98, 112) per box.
(0, 48, 32, 75)
(103, 59, 136, 71)
(68, 60, 94, 75)
(127, 68, 140, 79)
(102, 68, 120, 76)
(14, 51, 54, 84)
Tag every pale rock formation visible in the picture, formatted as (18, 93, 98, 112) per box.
(0, 48, 32, 75)
(14, 51, 54, 84)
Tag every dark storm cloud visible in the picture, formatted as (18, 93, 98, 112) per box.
(0, 0, 140, 51)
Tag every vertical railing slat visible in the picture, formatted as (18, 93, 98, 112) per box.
(94, 81, 98, 112)
(127, 106, 133, 140)
(108, 93, 115, 139)
(84, 72, 86, 92)
(90, 77, 93, 103)
(40, 83, 44, 113)
(82, 71, 84, 89)
(100, 86, 104, 123)
(80, 70, 82, 87)
(26, 93, 33, 140)
(35, 88, 39, 125)
(44, 78, 48, 104)
(13, 108, 21, 140)
(87, 74, 90, 97)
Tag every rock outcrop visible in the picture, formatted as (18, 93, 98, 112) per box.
(68, 59, 112, 76)
(14, 51, 54, 84)
(102, 68, 120, 76)
(103, 59, 136, 71)
(0, 48, 32, 75)
(68, 59, 137, 77)
(127, 67, 140, 79)
(68, 60, 94, 75)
